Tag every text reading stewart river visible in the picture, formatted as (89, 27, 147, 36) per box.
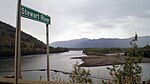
(0, 51, 150, 83)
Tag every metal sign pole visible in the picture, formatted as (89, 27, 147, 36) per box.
(46, 24, 50, 81)
(15, 3, 51, 83)
(15, 0, 22, 84)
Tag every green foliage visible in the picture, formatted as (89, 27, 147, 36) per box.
(140, 45, 150, 58)
(125, 45, 150, 58)
(69, 62, 92, 83)
(49, 47, 69, 53)
(0, 47, 14, 56)
(142, 49, 150, 58)
(103, 34, 143, 84)
(83, 48, 126, 56)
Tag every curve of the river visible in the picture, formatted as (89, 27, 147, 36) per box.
(0, 51, 150, 83)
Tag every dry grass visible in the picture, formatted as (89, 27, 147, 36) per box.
(0, 77, 84, 84)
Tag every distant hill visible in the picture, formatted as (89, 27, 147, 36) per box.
(51, 38, 89, 48)
(50, 36, 150, 48)
(0, 21, 68, 57)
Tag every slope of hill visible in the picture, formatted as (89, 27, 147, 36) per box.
(0, 21, 68, 57)
(51, 38, 89, 48)
(50, 37, 150, 48)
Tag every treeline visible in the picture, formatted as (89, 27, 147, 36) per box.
(124, 45, 150, 58)
(141, 45, 150, 57)
(20, 46, 69, 56)
(0, 46, 69, 57)
(83, 48, 127, 56)
(83, 45, 150, 58)
(49, 47, 69, 53)
(0, 21, 69, 57)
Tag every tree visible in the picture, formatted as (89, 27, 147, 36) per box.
(103, 34, 143, 84)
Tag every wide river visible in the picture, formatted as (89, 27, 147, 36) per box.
(0, 51, 150, 83)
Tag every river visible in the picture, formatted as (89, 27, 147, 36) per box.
(0, 51, 150, 83)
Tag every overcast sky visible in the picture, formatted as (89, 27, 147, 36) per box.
(0, 0, 150, 43)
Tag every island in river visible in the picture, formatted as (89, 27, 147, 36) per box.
(71, 55, 150, 67)
(0, 21, 69, 57)
(71, 47, 150, 67)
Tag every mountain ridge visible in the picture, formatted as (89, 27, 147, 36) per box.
(50, 36, 150, 48)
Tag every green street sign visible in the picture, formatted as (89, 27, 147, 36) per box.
(21, 5, 51, 24)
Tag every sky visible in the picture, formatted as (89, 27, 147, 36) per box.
(0, 0, 150, 43)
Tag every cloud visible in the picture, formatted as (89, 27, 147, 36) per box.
(0, 0, 150, 43)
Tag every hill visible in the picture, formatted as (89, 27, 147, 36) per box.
(51, 38, 89, 48)
(50, 37, 150, 48)
(0, 21, 68, 57)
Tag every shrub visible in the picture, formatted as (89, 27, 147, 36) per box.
(103, 34, 143, 84)
(69, 62, 92, 83)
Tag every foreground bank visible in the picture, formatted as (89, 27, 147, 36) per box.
(0, 77, 83, 84)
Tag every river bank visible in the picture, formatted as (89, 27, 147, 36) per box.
(0, 77, 83, 84)
(71, 55, 150, 67)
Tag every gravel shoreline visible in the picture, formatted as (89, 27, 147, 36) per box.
(71, 55, 150, 67)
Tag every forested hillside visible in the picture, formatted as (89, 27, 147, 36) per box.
(0, 21, 68, 57)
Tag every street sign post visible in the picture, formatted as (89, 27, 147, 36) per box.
(46, 24, 50, 81)
(15, 2, 51, 84)
(15, 0, 22, 84)
(21, 6, 51, 81)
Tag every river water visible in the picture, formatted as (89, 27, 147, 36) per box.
(0, 51, 150, 83)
